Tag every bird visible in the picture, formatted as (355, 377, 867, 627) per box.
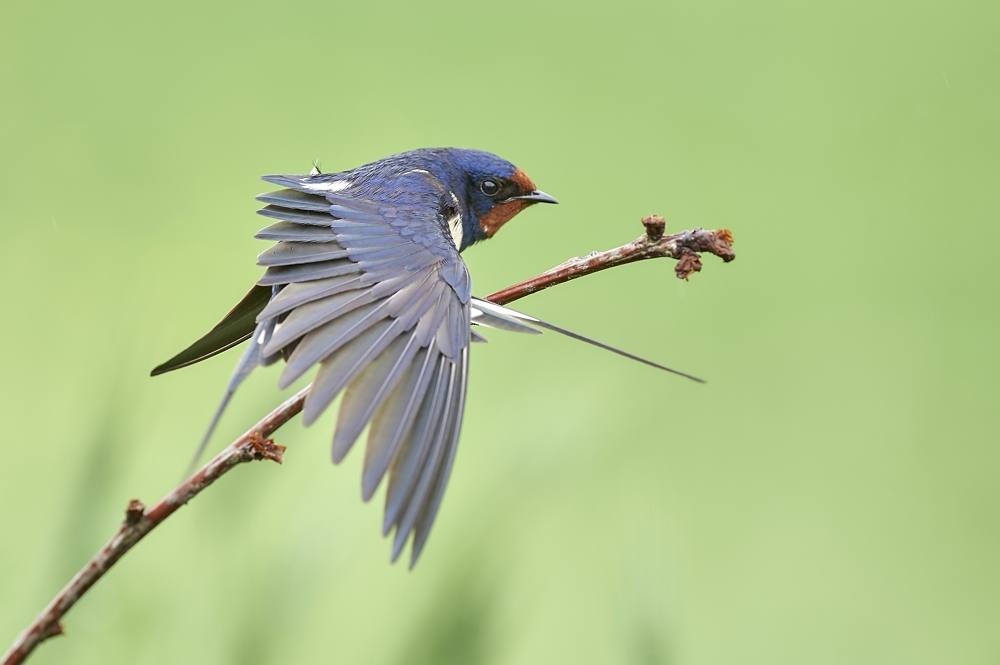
(151, 147, 701, 566)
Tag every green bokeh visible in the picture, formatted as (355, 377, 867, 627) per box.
(2, 1, 998, 663)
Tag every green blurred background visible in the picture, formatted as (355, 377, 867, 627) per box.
(2, 0, 998, 663)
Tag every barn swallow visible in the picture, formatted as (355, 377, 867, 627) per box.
(152, 148, 701, 566)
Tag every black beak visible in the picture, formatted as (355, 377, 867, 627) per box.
(507, 189, 559, 205)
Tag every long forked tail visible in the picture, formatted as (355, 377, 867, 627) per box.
(470, 298, 706, 384)
(184, 317, 275, 476)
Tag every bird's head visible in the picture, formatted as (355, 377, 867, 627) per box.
(441, 149, 558, 250)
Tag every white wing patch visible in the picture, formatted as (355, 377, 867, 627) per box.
(303, 179, 351, 193)
(447, 211, 463, 250)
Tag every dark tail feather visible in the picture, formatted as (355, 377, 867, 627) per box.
(184, 318, 275, 476)
(151, 285, 270, 376)
(470, 298, 705, 384)
(528, 318, 706, 383)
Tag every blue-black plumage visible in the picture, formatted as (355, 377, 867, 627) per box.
(153, 148, 558, 566)
(152, 147, 696, 566)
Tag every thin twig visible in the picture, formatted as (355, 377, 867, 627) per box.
(2, 219, 734, 665)
(486, 217, 735, 304)
(1, 390, 303, 665)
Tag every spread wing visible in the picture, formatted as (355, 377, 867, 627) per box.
(254, 170, 473, 566)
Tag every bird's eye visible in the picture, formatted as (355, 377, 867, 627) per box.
(480, 179, 500, 196)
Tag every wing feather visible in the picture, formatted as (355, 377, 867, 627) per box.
(357, 254, 437, 282)
(255, 189, 330, 212)
(256, 241, 348, 267)
(327, 194, 382, 215)
(440, 261, 472, 303)
(256, 205, 336, 227)
(332, 332, 422, 462)
(336, 234, 406, 247)
(411, 346, 469, 564)
(347, 243, 422, 262)
(278, 299, 391, 389)
(363, 345, 437, 501)
(384, 269, 435, 316)
(415, 290, 451, 347)
(303, 318, 403, 428)
(384, 355, 450, 539)
(329, 205, 384, 223)
(255, 221, 338, 242)
(448, 300, 471, 355)
(256, 275, 363, 321)
(359, 253, 440, 284)
(257, 258, 361, 286)
(261, 173, 350, 191)
(398, 281, 446, 331)
(390, 359, 458, 562)
(328, 220, 394, 235)
(264, 289, 376, 354)
(435, 307, 456, 359)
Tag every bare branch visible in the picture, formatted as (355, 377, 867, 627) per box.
(2, 218, 734, 665)
(1, 391, 304, 665)
(486, 217, 735, 305)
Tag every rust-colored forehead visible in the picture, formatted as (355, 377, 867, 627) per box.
(509, 168, 536, 194)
